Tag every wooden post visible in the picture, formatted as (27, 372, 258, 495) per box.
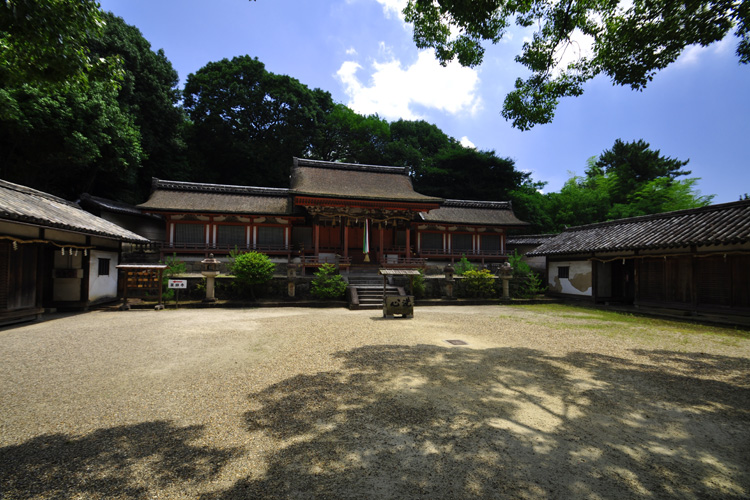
(379, 225, 384, 264)
(690, 246, 698, 314)
(157, 268, 164, 309)
(314, 223, 320, 257)
(633, 257, 640, 307)
(405, 226, 411, 261)
(343, 224, 349, 260)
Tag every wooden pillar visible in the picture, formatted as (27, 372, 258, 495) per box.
(343, 224, 349, 259)
(81, 237, 91, 307)
(591, 255, 598, 303)
(379, 225, 384, 264)
(633, 256, 640, 307)
(690, 246, 698, 314)
(405, 226, 411, 260)
(314, 223, 320, 257)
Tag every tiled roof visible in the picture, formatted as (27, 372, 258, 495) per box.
(507, 233, 558, 246)
(138, 179, 294, 215)
(420, 199, 528, 226)
(79, 193, 161, 219)
(529, 200, 750, 256)
(290, 158, 442, 203)
(0, 180, 148, 242)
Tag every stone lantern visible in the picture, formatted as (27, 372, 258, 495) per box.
(444, 264, 456, 299)
(201, 253, 221, 302)
(499, 261, 513, 301)
(286, 262, 298, 297)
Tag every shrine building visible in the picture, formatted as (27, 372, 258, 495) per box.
(137, 158, 528, 271)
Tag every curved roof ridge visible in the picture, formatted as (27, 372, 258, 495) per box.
(293, 157, 409, 175)
(443, 199, 511, 209)
(562, 198, 750, 232)
(152, 178, 289, 197)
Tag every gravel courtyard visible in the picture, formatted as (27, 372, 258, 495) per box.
(1, 305, 748, 499)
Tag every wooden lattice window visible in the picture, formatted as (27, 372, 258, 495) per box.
(98, 258, 110, 276)
(217, 225, 245, 248)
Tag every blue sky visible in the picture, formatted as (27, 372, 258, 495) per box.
(98, 0, 749, 203)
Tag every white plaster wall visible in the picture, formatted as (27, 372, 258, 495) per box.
(89, 250, 119, 302)
(548, 260, 592, 296)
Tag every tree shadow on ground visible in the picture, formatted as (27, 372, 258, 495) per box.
(206, 344, 750, 499)
(0, 420, 239, 499)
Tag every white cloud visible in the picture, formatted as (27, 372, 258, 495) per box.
(346, 47, 358, 56)
(673, 37, 733, 68)
(460, 136, 476, 149)
(374, 0, 408, 20)
(552, 28, 595, 77)
(335, 48, 482, 120)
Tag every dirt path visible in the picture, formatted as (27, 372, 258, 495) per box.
(1, 305, 748, 499)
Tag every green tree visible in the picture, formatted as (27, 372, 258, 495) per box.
(509, 179, 554, 233)
(90, 13, 187, 201)
(545, 141, 714, 230)
(310, 263, 347, 299)
(230, 251, 275, 299)
(403, 0, 748, 130)
(589, 139, 691, 206)
(183, 55, 327, 187)
(0, 0, 121, 91)
(310, 102, 391, 164)
(415, 147, 527, 201)
(383, 119, 459, 175)
(0, 82, 142, 200)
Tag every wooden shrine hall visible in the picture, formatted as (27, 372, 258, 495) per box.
(136, 158, 528, 270)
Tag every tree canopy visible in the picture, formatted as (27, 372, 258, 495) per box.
(0, 0, 121, 91)
(535, 139, 714, 232)
(0, 10, 185, 202)
(403, 0, 749, 130)
(183, 55, 327, 187)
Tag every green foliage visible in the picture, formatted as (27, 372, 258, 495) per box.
(0, 0, 122, 91)
(403, 0, 748, 129)
(0, 82, 143, 200)
(508, 250, 530, 275)
(310, 263, 347, 300)
(411, 270, 426, 298)
(508, 250, 545, 299)
(460, 269, 496, 298)
(453, 255, 476, 276)
(183, 55, 327, 187)
(90, 13, 187, 202)
(414, 147, 526, 201)
(162, 253, 186, 301)
(1, 11, 186, 202)
(540, 140, 714, 232)
(310, 102, 391, 164)
(230, 251, 275, 287)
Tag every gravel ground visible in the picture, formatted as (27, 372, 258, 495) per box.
(0, 305, 748, 499)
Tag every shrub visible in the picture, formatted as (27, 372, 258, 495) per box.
(230, 251, 275, 299)
(454, 255, 476, 275)
(411, 270, 425, 298)
(461, 269, 496, 298)
(162, 253, 186, 301)
(508, 250, 545, 298)
(310, 263, 347, 299)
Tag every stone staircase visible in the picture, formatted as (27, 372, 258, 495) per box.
(347, 274, 403, 310)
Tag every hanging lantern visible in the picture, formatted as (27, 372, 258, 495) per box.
(61, 247, 65, 256)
